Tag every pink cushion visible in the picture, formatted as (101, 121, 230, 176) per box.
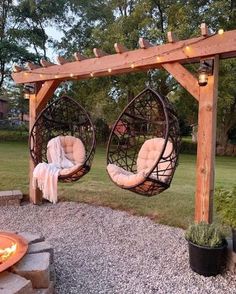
(59, 136, 85, 166)
(47, 136, 86, 176)
(107, 138, 174, 187)
(137, 138, 173, 182)
(59, 164, 82, 176)
(107, 164, 147, 188)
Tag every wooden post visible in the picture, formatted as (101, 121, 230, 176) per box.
(29, 80, 60, 204)
(195, 55, 219, 223)
(29, 88, 42, 204)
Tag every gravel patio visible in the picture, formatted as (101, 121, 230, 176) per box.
(0, 202, 235, 294)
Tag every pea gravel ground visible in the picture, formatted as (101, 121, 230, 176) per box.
(0, 202, 235, 294)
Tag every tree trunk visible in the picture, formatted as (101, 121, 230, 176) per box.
(216, 127, 229, 155)
(191, 124, 198, 142)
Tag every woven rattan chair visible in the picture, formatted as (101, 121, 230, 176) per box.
(29, 95, 96, 182)
(106, 88, 181, 196)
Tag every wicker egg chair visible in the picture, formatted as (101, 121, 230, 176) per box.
(106, 87, 181, 196)
(29, 95, 96, 183)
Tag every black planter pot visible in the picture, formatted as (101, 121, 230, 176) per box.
(188, 241, 227, 277)
(232, 228, 236, 253)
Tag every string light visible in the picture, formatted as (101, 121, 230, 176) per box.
(15, 37, 207, 80)
(218, 29, 224, 35)
(39, 74, 44, 78)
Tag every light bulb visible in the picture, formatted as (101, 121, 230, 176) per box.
(218, 29, 224, 35)
(198, 72, 208, 86)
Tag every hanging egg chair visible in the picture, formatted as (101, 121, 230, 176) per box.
(106, 87, 181, 196)
(29, 95, 96, 183)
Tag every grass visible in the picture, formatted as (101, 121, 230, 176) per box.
(0, 141, 235, 229)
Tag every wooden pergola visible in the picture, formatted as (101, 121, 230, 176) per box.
(12, 23, 236, 223)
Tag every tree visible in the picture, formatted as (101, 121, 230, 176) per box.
(0, 0, 36, 89)
(170, 1, 236, 153)
(54, 0, 176, 124)
(12, 0, 69, 61)
(0, 0, 69, 122)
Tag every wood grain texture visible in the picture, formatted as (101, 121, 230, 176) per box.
(162, 63, 199, 101)
(114, 43, 128, 53)
(195, 55, 219, 223)
(29, 80, 60, 204)
(12, 29, 236, 84)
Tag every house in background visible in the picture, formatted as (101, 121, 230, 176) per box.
(0, 99, 8, 119)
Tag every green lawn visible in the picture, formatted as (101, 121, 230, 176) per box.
(0, 141, 235, 228)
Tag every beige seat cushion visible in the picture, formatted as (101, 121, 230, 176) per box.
(107, 164, 147, 188)
(107, 138, 174, 188)
(47, 136, 86, 176)
(137, 138, 173, 182)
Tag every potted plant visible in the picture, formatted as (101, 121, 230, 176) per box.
(215, 186, 236, 252)
(185, 222, 227, 276)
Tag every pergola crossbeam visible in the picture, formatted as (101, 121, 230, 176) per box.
(114, 43, 128, 53)
(12, 29, 236, 84)
(26, 62, 40, 70)
(200, 23, 211, 37)
(13, 65, 24, 72)
(167, 31, 178, 43)
(56, 56, 69, 65)
(73, 52, 87, 61)
(93, 48, 108, 58)
(40, 59, 55, 67)
(139, 38, 153, 49)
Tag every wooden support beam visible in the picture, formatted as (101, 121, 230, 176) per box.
(29, 83, 42, 205)
(114, 43, 128, 54)
(26, 62, 40, 70)
(73, 52, 87, 61)
(200, 23, 210, 37)
(29, 80, 61, 204)
(36, 80, 61, 113)
(40, 59, 55, 67)
(56, 56, 69, 65)
(162, 62, 199, 101)
(93, 48, 107, 58)
(139, 38, 153, 49)
(167, 31, 178, 43)
(12, 29, 236, 84)
(13, 65, 24, 72)
(195, 55, 219, 223)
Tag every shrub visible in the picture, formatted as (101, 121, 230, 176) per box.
(180, 140, 197, 154)
(185, 222, 225, 248)
(215, 187, 236, 228)
(0, 129, 28, 141)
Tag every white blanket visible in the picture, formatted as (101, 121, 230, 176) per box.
(33, 136, 74, 204)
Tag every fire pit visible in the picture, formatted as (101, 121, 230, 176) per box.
(0, 231, 28, 273)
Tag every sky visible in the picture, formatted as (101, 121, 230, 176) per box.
(44, 27, 64, 61)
